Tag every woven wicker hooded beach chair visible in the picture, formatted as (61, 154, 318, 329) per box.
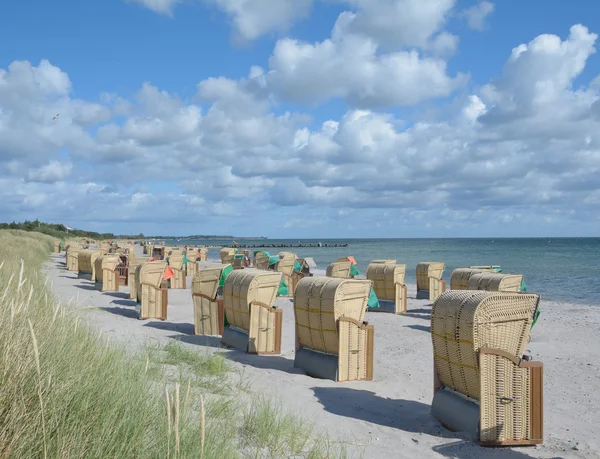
(135, 261, 168, 320)
(93, 255, 122, 292)
(326, 261, 354, 279)
(192, 264, 231, 336)
(53, 240, 61, 253)
(294, 277, 374, 382)
(152, 246, 166, 260)
(167, 254, 186, 289)
(128, 257, 149, 300)
(467, 272, 524, 293)
(232, 253, 247, 270)
(431, 291, 543, 446)
(221, 270, 283, 354)
(366, 261, 407, 314)
(450, 268, 485, 290)
(275, 252, 297, 296)
(66, 246, 82, 272)
(254, 252, 270, 270)
(416, 262, 446, 301)
(220, 247, 237, 265)
(77, 249, 104, 280)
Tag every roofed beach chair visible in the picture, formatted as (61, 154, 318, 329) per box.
(275, 252, 297, 297)
(128, 257, 149, 300)
(135, 261, 169, 320)
(192, 264, 233, 336)
(221, 270, 283, 354)
(416, 262, 446, 301)
(232, 253, 248, 270)
(66, 246, 82, 272)
(326, 257, 359, 279)
(467, 272, 524, 293)
(431, 291, 543, 446)
(94, 255, 122, 292)
(152, 246, 166, 260)
(167, 254, 186, 289)
(53, 240, 61, 253)
(450, 268, 485, 290)
(294, 277, 374, 382)
(220, 247, 237, 265)
(366, 260, 407, 314)
(77, 249, 104, 281)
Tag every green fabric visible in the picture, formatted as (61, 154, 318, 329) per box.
(367, 289, 380, 308)
(59, 241, 65, 248)
(293, 260, 302, 272)
(520, 279, 528, 292)
(531, 308, 541, 329)
(268, 256, 280, 266)
(234, 254, 245, 260)
(182, 251, 189, 265)
(218, 265, 234, 287)
(277, 278, 289, 296)
(350, 264, 360, 277)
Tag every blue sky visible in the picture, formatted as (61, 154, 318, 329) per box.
(1, 0, 600, 237)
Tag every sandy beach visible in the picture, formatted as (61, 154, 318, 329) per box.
(45, 250, 600, 459)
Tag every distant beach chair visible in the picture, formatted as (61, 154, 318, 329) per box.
(135, 261, 168, 320)
(252, 250, 265, 267)
(77, 249, 104, 281)
(294, 277, 374, 382)
(128, 257, 149, 300)
(275, 252, 297, 296)
(66, 246, 82, 272)
(167, 254, 186, 289)
(431, 290, 543, 446)
(416, 262, 445, 301)
(221, 270, 283, 354)
(93, 254, 122, 292)
(326, 261, 354, 279)
(192, 264, 231, 336)
(450, 267, 485, 290)
(467, 272, 524, 292)
(53, 240, 61, 253)
(152, 246, 166, 260)
(366, 260, 407, 314)
(220, 247, 237, 265)
(232, 253, 247, 270)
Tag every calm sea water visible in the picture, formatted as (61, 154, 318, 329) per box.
(160, 238, 600, 305)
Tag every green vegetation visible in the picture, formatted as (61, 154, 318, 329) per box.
(0, 229, 336, 458)
(0, 220, 115, 240)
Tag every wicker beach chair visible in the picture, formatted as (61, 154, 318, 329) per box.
(53, 240, 61, 253)
(93, 255, 122, 292)
(152, 246, 166, 260)
(366, 261, 407, 314)
(232, 253, 247, 270)
(294, 277, 374, 382)
(275, 252, 297, 296)
(167, 254, 186, 289)
(220, 247, 237, 265)
(431, 291, 543, 446)
(66, 246, 82, 272)
(467, 272, 524, 292)
(416, 262, 446, 301)
(77, 249, 104, 280)
(192, 265, 230, 336)
(326, 261, 354, 279)
(128, 257, 149, 300)
(221, 270, 283, 354)
(135, 261, 168, 320)
(450, 268, 485, 290)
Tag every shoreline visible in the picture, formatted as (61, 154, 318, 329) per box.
(45, 252, 600, 458)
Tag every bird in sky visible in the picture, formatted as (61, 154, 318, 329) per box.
(52, 113, 60, 120)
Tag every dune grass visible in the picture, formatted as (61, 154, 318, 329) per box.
(0, 229, 339, 458)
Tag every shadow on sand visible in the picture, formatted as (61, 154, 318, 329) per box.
(99, 306, 138, 319)
(74, 284, 98, 291)
(404, 324, 431, 333)
(103, 291, 130, 299)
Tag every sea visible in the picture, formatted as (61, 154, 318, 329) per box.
(160, 238, 600, 305)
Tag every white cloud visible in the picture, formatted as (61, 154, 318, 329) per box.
(127, 0, 181, 15)
(463, 1, 495, 31)
(2, 25, 600, 236)
(205, 0, 312, 40)
(27, 161, 73, 183)
(336, 0, 456, 49)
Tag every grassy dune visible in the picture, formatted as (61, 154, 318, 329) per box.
(0, 230, 339, 458)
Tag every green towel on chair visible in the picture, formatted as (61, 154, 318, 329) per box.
(277, 278, 289, 296)
(350, 264, 360, 277)
(367, 289, 380, 308)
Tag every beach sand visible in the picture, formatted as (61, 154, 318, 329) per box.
(45, 251, 600, 458)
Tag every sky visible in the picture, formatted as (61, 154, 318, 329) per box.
(1, 0, 600, 238)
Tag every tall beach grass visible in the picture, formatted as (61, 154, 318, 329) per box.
(0, 230, 338, 458)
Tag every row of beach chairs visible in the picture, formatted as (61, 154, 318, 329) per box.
(57, 240, 543, 447)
